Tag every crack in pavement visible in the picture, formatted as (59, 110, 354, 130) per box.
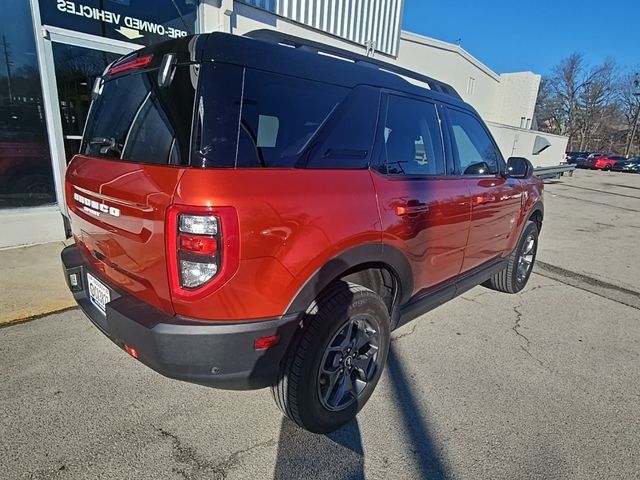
(156, 427, 275, 480)
(511, 305, 530, 345)
(391, 322, 418, 342)
(511, 303, 549, 371)
(459, 295, 485, 306)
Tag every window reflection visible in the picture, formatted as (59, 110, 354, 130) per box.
(0, 0, 55, 208)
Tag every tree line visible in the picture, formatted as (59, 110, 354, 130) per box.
(535, 53, 640, 157)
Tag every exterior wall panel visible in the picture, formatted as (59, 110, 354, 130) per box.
(239, 0, 402, 56)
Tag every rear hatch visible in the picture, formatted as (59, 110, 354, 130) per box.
(65, 36, 202, 314)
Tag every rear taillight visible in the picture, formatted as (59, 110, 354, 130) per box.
(178, 219, 219, 288)
(167, 205, 239, 300)
(108, 54, 153, 76)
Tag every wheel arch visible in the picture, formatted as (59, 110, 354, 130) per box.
(284, 243, 413, 316)
(528, 202, 544, 233)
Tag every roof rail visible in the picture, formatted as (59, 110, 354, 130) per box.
(243, 29, 462, 100)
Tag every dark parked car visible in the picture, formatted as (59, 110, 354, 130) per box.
(565, 151, 590, 164)
(578, 153, 607, 169)
(612, 157, 640, 173)
(575, 153, 599, 168)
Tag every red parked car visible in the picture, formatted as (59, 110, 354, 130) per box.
(581, 153, 626, 170)
(61, 33, 544, 433)
(593, 155, 626, 170)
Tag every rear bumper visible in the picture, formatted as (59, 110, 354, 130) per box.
(61, 244, 300, 390)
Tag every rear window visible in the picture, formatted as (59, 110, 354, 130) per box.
(82, 64, 196, 165)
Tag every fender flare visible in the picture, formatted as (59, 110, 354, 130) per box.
(284, 243, 413, 315)
(527, 201, 544, 230)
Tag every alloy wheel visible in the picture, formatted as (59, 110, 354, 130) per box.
(317, 315, 380, 412)
(517, 233, 536, 284)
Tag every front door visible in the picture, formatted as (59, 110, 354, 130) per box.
(372, 94, 471, 298)
(444, 107, 523, 273)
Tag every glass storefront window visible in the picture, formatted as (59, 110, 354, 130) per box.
(40, 0, 198, 47)
(0, 0, 56, 208)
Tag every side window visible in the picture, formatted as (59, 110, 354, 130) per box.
(383, 95, 445, 176)
(306, 86, 380, 169)
(447, 109, 500, 175)
(237, 70, 347, 167)
(195, 63, 244, 168)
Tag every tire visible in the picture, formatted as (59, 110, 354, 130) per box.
(603, 165, 611, 171)
(272, 282, 390, 434)
(483, 221, 539, 294)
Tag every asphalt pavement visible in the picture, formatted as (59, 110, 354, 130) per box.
(1, 169, 639, 479)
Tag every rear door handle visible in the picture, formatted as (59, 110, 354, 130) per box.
(395, 204, 429, 216)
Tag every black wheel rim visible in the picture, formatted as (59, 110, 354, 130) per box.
(317, 315, 380, 412)
(517, 233, 536, 284)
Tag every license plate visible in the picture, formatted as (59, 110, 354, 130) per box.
(87, 273, 110, 315)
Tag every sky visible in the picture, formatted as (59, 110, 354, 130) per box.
(401, 0, 639, 75)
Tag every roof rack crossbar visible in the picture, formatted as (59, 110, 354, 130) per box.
(244, 30, 461, 99)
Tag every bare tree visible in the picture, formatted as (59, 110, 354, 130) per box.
(550, 53, 585, 147)
(576, 59, 617, 151)
(535, 54, 636, 155)
(535, 77, 563, 135)
(617, 70, 640, 156)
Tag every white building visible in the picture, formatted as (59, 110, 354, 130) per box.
(1, 0, 566, 249)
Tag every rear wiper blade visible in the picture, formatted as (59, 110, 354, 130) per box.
(89, 137, 122, 157)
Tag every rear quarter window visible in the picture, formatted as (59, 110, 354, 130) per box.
(196, 66, 350, 168)
(236, 70, 348, 167)
(304, 86, 381, 169)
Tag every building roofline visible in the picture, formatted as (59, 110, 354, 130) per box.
(400, 30, 501, 82)
(484, 120, 569, 140)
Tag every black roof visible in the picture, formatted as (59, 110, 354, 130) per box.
(123, 31, 469, 111)
(199, 32, 466, 108)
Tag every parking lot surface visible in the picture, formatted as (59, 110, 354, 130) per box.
(1, 169, 639, 479)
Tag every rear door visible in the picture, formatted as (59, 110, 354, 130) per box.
(66, 46, 198, 313)
(371, 93, 470, 297)
(443, 107, 522, 273)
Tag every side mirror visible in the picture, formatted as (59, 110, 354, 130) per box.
(506, 157, 534, 179)
(463, 162, 491, 176)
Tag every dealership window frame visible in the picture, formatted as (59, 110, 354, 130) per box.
(0, 0, 203, 247)
(27, 0, 140, 218)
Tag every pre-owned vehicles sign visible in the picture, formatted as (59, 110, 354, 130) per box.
(39, 0, 196, 46)
(55, 0, 188, 41)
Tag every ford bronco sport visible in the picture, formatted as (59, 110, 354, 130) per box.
(61, 32, 543, 434)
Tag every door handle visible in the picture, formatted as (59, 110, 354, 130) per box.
(474, 194, 496, 204)
(395, 203, 429, 216)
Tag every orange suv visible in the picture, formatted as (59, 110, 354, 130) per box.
(61, 32, 543, 433)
